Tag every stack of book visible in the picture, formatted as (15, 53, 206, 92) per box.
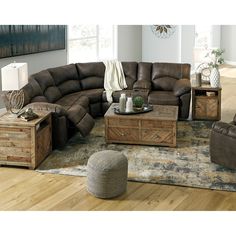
(18, 110, 39, 121)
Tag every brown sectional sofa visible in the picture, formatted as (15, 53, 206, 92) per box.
(19, 61, 191, 149)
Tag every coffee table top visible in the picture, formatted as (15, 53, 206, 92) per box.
(105, 104, 178, 121)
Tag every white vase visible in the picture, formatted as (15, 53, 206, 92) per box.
(126, 97, 133, 112)
(210, 68, 220, 88)
(119, 93, 126, 112)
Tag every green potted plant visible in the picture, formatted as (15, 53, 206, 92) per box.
(133, 95, 145, 111)
(206, 48, 224, 87)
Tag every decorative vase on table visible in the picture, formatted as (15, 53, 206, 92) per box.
(126, 97, 133, 112)
(210, 67, 220, 88)
(119, 93, 126, 112)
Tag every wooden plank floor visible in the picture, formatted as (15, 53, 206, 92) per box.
(1, 65, 236, 211)
(1, 167, 236, 211)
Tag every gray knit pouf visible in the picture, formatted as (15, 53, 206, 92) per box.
(87, 150, 128, 199)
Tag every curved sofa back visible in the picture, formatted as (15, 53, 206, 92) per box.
(24, 64, 82, 105)
(22, 61, 191, 106)
(76, 62, 105, 90)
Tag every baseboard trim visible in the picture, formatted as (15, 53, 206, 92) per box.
(225, 60, 236, 66)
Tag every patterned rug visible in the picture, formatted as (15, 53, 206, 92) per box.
(37, 118, 236, 192)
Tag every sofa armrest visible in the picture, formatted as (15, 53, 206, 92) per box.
(24, 102, 67, 117)
(133, 80, 151, 90)
(233, 114, 236, 124)
(212, 121, 236, 139)
(173, 79, 191, 96)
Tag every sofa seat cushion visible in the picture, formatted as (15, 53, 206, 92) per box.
(78, 88, 104, 104)
(148, 91, 179, 105)
(113, 90, 133, 103)
(102, 90, 133, 103)
(56, 93, 89, 111)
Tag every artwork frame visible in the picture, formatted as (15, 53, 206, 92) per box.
(0, 25, 66, 59)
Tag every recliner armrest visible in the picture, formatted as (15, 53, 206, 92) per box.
(212, 121, 236, 139)
(233, 114, 236, 124)
(173, 79, 191, 96)
(133, 80, 151, 90)
(24, 102, 67, 117)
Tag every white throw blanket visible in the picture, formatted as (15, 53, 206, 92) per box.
(103, 60, 127, 103)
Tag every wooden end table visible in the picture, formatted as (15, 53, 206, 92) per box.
(192, 86, 221, 120)
(105, 104, 178, 147)
(0, 112, 52, 169)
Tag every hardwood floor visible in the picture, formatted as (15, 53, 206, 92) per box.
(1, 65, 236, 211)
(1, 167, 236, 211)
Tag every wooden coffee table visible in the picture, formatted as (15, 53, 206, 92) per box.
(104, 104, 178, 147)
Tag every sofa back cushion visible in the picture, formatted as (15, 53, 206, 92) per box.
(151, 63, 191, 91)
(121, 62, 138, 89)
(152, 76, 177, 91)
(152, 63, 191, 80)
(33, 70, 55, 92)
(48, 64, 81, 95)
(31, 96, 48, 103)
(76, 62, 105, 90)
(23, 77, 45, 105)
(137, 62, 152, 81)
(44, 86, 62, 103)
(31, 70, 62, 103)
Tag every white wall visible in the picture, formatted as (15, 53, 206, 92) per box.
(117, 25, 142, 61)
(142, 25, 195, 69)
(142, 25, 181, 63)
(180, 25, 195, 66)
(221, 25, 236, 63)
(211, 25, 221, 48)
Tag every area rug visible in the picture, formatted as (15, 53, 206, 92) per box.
(37, 118, 236, 192)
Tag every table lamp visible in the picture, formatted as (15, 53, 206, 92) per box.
(1, 62, 28, 114)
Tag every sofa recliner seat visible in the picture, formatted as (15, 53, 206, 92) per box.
(3, 61, 191, 149)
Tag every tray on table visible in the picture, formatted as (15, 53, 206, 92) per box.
(114, 104, 153, 115)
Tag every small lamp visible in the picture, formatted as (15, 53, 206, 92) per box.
(1, 62, 28, 114)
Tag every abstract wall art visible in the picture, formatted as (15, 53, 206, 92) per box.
(0, 25, 66, 59)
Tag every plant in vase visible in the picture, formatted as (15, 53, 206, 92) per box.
(133, 95, 144, 111)
(206, 48, 224, 87)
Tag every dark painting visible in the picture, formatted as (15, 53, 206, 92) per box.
(0, 25, 66, 58)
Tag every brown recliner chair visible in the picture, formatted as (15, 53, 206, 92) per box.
(210, 114, 236, 169)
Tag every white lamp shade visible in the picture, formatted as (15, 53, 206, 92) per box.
(1, 63, 28, 91)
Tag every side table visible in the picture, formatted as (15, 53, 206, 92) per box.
(0, 112, 52, 169)
(192, 86, 221, 121)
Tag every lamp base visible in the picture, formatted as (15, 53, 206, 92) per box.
(7, 90, 24, 114)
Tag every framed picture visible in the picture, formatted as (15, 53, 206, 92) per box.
(0, 25, 66, 58)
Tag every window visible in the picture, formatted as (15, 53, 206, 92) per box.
(68, 25, 117, 63)
(195, 25, 212, 49)
(194, 25, 213, 69)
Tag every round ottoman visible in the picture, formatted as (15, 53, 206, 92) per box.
(87, 150, 128, 199)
